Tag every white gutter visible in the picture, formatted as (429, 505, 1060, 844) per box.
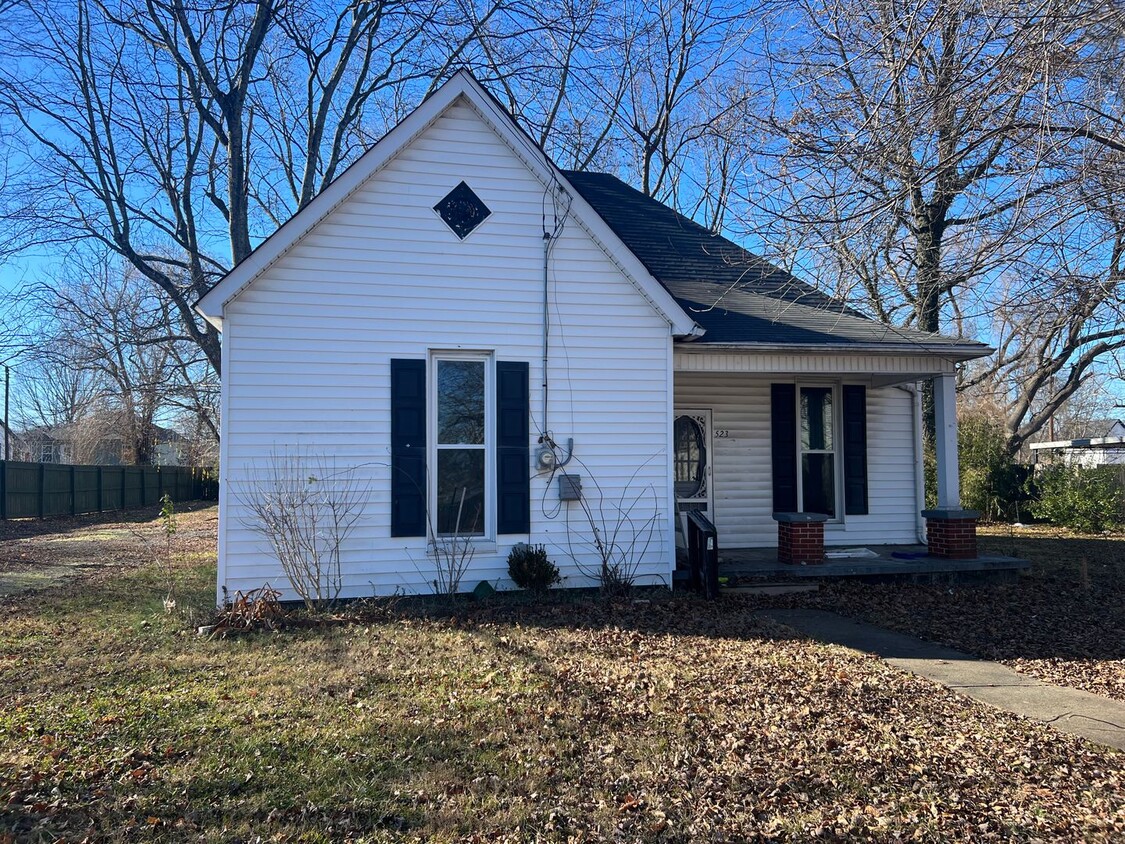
(675, 341, 993, 361)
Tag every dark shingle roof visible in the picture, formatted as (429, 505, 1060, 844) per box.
(563, 170, 990, 355)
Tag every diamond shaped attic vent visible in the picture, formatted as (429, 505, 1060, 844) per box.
(434, 181, 491, 239)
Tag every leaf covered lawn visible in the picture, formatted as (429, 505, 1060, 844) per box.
(1, 508, 1123, 841)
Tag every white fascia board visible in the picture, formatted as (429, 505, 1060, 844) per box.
(674, 340, 994, 362)
(195, 69, 700, 338)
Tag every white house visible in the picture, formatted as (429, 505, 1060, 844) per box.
(1029, 421, 1125, 468)
(196, 71, 991, 604)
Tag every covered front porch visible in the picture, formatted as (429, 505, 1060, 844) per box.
(672, 346, 986, 575)
(715, 543, 1029, 583)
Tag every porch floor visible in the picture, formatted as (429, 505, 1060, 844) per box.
(713, 545, 1029, 581)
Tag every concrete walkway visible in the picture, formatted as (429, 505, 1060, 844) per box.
(759, 609, 1125, 752)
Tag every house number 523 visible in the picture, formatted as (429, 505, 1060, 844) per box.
(714, 429, 730, 438)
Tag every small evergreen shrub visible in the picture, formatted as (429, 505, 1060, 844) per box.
(507, 543, 561, 592)
(1031, 465, 1125, 533)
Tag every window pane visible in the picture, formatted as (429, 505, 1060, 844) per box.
(802, 453, 835, 517)
(436, 449, 485, 535)
(800, 387, 833, 451)
(438, 360, 485, 445)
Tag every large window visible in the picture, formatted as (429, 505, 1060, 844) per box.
(799, 386, 837, 518)
(391, 356, 529, 539)
(433, 356, 490, 536)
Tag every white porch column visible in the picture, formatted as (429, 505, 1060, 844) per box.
(932, 372, 960, 509)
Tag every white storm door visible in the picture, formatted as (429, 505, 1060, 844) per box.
(674, 409, 713, 526)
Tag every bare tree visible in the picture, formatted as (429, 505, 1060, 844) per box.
(0, 0, 501, 377)
(748, 0, 1125, 447)
(4, 243, 220, 464)
(455, 0, 759, 230)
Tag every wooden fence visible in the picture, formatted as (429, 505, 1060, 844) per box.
(0, 460, 215, 520)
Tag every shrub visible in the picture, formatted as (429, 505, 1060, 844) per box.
(507, 543, 561, 592)
(958, 416, 1031, 522)
(1031, 465, 1125, 533)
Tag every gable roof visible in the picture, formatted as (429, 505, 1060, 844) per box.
(195, 71, 698, 337)
(564, 171, 992, 359)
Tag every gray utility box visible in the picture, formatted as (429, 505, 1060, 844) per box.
(558, 473, 582, 501)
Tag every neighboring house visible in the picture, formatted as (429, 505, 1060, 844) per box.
(14, 426, 73, 464)
(1029, 421, 1125, 468)
(0, 420, 19, 461)
(196, 71, 991, 603)
(15, 419, 189, 466)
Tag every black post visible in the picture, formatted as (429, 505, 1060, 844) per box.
(3, 366, 8, 461)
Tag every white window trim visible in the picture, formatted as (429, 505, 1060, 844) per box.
(795, 381, 844, 524)
(428, 350, 495, 541)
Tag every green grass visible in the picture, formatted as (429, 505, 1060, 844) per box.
(1, 514, 1123, 841)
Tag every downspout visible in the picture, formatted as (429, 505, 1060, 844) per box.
(901, 383, 928, 544)
(542, 231, 551, 436)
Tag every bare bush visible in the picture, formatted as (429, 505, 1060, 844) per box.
(415, 486, 478, 600)
(235, 449, 370, 612)
(205, 584, 286, 638)
(562, 458, 662, 598)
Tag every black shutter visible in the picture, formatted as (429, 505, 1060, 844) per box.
(771, 383, 798, 512)
(496, 361, 530, 534)
(842, 384, 869, 516)
(391, 358, 427, 537)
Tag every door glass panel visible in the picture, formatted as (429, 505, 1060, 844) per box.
(674, 416, 706, 499)
(437, 360, 485, 444)
(436, 449, 485, 535)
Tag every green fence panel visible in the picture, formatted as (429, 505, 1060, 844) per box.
(73, 466, 100, 514)
(0, 460, 210, 519)
(43, 464, 74, 517)
(122, 467, 143, 509)
(100, 468, 123, 512)
(4, 461, 41, 518)
(143, 467, 160, 506)
(168, 467, 183, 502)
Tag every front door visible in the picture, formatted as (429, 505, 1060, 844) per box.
(674, 409, 713, 542)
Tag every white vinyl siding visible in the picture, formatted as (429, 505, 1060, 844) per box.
(219, 100, 674, 599)
(673, 371, 920, 548)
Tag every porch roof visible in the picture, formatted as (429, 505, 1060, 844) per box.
(564, 171, 991, 361)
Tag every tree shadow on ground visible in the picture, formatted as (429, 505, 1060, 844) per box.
(0, 500, 216, 543)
